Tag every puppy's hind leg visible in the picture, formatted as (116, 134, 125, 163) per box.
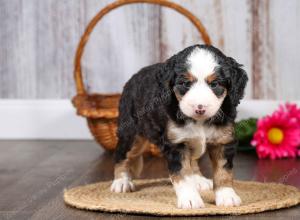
(111, 135, 147, 193)
(125, 136, 148, 178)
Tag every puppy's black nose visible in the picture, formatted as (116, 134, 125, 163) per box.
(198, 104, 203, 109)
(195, 109, 206, 115)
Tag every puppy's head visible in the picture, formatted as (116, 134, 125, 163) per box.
(164, 45, 248, 121)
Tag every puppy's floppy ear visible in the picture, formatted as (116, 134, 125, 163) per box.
(224, 57, 248, 107)
(159, 54, 177, 89)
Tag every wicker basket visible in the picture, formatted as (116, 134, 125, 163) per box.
(72, 0, 211, 156)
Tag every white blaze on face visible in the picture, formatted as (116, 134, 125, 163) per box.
(179, 48, 225, 120)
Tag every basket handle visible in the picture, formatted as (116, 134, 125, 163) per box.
(74, 0, 211, 95)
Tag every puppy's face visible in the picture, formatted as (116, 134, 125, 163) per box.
(169, 46, 247, 121)
(173, 48, 226, 120)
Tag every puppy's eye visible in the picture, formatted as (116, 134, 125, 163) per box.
(179, 81, 191, 88)
(209, 81, 219, 88)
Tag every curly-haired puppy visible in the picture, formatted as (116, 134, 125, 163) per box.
(110, 44, 248, 209)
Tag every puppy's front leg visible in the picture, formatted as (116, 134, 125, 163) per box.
(166, 145, 205, 209)
(191, 160, 213, 191)
(208, 141, 241, 207)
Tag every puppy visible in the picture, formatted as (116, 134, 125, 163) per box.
(110, 45, 248, 209)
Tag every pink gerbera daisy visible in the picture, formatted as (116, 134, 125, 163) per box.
(251, 103, 300, 159)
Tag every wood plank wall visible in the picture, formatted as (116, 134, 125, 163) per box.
(0, 0, 299, 100)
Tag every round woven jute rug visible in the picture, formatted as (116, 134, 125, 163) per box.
(64, 178, 300, 216)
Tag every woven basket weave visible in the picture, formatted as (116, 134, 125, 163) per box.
(72, 0, 211, 155)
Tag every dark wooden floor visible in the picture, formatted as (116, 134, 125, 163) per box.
(0, 140, 299, 220)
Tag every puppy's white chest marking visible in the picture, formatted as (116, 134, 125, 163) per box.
(168, 121, 208, 159)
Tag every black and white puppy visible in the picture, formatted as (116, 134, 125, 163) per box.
(110, 45, 248, 209)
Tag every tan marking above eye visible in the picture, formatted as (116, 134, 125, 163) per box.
(205, 73, 217, 84)
(183, 72, 197, 82)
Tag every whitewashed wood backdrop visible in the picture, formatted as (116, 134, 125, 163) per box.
(0, 0, 299, 100)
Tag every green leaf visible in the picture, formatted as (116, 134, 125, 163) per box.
(235, 118, 258, 151)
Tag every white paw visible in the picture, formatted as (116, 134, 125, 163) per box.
(173, 176, 205, 209)
(110, 175, 135, 193)
(215, 187, 242, 207)
(192, 175, 213, 191)
(177, 192, 205, 209)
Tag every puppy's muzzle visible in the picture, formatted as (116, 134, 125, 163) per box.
(195, 105, 206, 115)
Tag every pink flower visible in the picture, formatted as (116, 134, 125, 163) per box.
(251, 103, 300, 159)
